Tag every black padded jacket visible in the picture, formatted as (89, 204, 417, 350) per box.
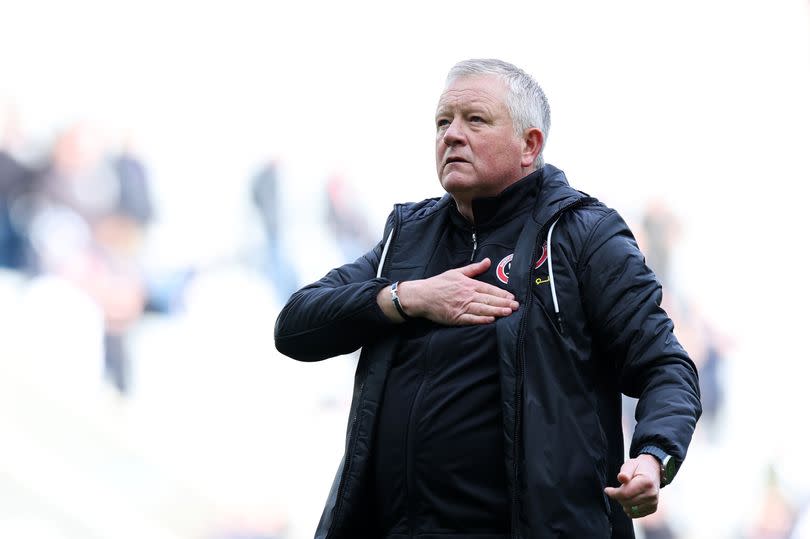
(275, 164, 702, 539)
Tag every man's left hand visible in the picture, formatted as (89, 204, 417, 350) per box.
(604, 454, 661, 519)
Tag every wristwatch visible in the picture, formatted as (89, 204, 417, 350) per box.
(639, 445, 679, 487)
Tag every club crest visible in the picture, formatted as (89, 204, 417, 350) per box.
(495, 243, 548, 284)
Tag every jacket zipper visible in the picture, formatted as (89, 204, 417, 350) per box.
(511, 242, 537, 539)
(470, 228, 478, 262)
(326, 208, 402, 538)
(510, 199, 593, 539)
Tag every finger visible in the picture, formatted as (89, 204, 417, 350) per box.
(624, 502, 657, 519)
(473, 281, 516, 301)
(456, 313, 497, 325)
(621, 487, 658, 507)
(459, 257, 491, 277)
(604, 485, 636, 503)
(604, 486, 620, 500)
(470, 303, 516, 318)
(613, 476, 653, 502)
(617, 460, 639, 485)
(624, 505, 643, 518)
(474, 293, 519, 310)
(604, 478, 650, 503)
(621, 492, 659, 510)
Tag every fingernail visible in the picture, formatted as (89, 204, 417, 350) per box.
(511, 301, 519, 309)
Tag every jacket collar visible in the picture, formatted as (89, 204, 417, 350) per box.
(448, 171, 540, 231)
(399, 164, 590, 233)
(532, 164, 591, 229)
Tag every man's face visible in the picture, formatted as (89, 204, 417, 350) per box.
(435, 75, 527, 203)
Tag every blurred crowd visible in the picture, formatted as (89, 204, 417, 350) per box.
(1, 114, 155, 396)
(631, 202, 808, 539)
(1, 97, 808, 539)
(0, 100, 378, 539)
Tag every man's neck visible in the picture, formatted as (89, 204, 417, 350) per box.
(454, 200, 475, 222)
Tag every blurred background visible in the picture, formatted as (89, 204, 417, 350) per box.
(1, 1, 809, 538)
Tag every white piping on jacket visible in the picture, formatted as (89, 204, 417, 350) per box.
(546, 218, 561, 318)
(376, 230, 394, 278)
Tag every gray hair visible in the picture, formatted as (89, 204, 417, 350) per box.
(446, 59, 550, 169)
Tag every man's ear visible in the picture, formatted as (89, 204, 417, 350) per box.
(520, 127, 544, 168)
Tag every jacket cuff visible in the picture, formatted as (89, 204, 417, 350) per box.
(369, 280, 397, 325)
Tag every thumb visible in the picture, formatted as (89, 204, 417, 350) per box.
(617, 459, 638, 485)
(460, 257, 491, 277)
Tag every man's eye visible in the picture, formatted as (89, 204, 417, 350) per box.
(437, 119, 450, 128)
(470, 115, 485, 123)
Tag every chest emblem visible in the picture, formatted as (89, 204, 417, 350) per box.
(495, 242, 548, 284)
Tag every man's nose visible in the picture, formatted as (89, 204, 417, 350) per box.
(442, 119, 466, 146)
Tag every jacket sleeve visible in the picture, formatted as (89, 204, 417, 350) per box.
(274, 212, 396, 362)
(577, 209, 702, 463)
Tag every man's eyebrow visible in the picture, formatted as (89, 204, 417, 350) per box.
(435, 108, 453, 121)
(435, 101, 492, 117)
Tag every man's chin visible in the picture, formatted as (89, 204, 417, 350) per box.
(440, 172, 476, 193)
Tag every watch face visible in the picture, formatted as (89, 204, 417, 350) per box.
(662, 455, 676, 485)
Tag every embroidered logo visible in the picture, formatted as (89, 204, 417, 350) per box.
(495, 243, 548, 285)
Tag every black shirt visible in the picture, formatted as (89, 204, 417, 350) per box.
(371, 176, 539, 538)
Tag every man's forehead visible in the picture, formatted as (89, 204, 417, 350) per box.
(436, 78, 506, 112)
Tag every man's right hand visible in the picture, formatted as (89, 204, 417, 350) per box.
(377, 258, 519, 325)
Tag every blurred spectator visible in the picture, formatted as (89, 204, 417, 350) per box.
(641, 198, 680, 287)
(325, 173, 375, 261)
(636, 201, 729, 443)
(667, 298, 730, 443)
(113, 138, 154, 226)
(251, 159, 299, 300)
(0, 102, 36, 271)
(22, 122, 153, 395)
(0, 150, 34, 270)
(696, 322, 729, 438)
(746, 465, 795, 539)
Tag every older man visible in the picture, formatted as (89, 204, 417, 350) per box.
(275, 59, 701, 539)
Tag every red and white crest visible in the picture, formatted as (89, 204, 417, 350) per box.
(495, 243, 548, 285)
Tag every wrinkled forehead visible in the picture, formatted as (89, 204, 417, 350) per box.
(436, 74, 508, 113)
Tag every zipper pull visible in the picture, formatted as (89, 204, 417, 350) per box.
(470, 230, 478, 262)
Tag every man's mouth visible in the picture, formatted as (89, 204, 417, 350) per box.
(444, 157, 469, 167)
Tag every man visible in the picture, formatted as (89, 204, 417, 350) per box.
(275, 59, 701, 538)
